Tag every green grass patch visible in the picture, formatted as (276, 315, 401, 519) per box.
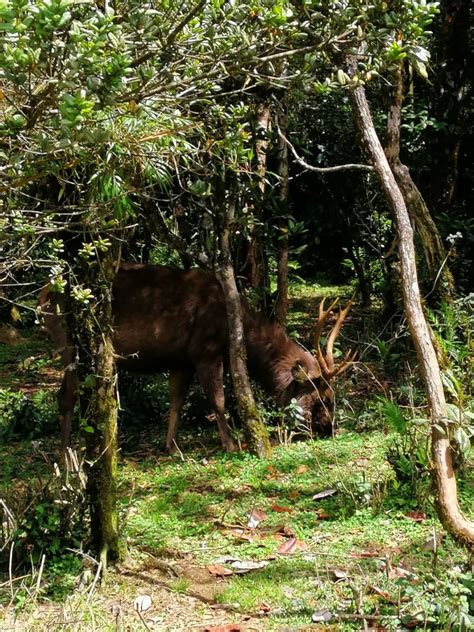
(119, 431, 473, 629)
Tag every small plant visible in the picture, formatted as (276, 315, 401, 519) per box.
(275, 398, 313, 445)
(397, 567, 474, 630)
(2, 450, 88, 571)
(170, 578, 190, 594)
(429, 298, 474, 470)
(0, 388, 57, 440)
(378, 396, 431, 504)
(0, 389, 25, 438)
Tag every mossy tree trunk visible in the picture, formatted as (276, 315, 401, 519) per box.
(70, 251, 125, 568)
(215, 184, 272, 458)
(385, 65, 454, 301)
(350, 80, 474, 548)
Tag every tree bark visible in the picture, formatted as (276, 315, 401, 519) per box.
(275, 100, 290, 326)
(216, 188, 272, 458)
(385, 65, 453, 299)
(71, 252, 126, 567)
(350, 82, 474, 548)
(241, 100, 270, 299)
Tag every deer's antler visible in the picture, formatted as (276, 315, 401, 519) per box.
(314, 297, 356, 379)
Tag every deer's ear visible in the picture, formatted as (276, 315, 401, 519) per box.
(291, 363, 307, 383)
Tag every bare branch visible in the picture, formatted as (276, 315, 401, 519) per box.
(277, 126, 374, 173)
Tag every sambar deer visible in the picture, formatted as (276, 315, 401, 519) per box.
(39, 263, 354, 454)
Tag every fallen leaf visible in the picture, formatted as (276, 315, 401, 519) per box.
(230, 560, 270, 573)
(404, 510, 427, 522)
(271, 504, 293, 513)
(312, 609, 333, 623)
(208, 564, 233, 577)
(278, 537, 307, 555)
(278, 538, 298, 555)
(265, 465, 279, 479)
(368, 585, 403, 604)
(134, 595, 152, 612)
(205, 625, 242, 632)
(296, 464, 308, 474)
(381, 562, 418, 581)
(257, 602, 271, 613)
(247, 508, 268, 529)
(312, 487, 337, 500)
(329, 569, 348, 582)
(276, 525, 295, 538)
(368, 585, 390, 600)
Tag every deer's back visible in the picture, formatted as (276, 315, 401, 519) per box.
(112, 264, 228, 371)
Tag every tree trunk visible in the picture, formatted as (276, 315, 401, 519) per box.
(385, 65, 453, 299)
(216, 189, 272, 458)
(348, 245, 371, 308)
(275, 100, 290, 326)
(71, 253, 126, 567)
(350, 81, 474, 547)
(241, 100, 270, 299)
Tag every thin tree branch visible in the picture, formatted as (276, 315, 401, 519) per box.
(277, 126, 374, 173)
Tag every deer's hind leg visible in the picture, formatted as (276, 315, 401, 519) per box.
(196, 359, 236, 453)
(166, 369, 193, 453)
(58, 363, 77, 454)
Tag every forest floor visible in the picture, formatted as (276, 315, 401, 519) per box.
(0, 280, 473, 631)
(1, 430, 473, 631)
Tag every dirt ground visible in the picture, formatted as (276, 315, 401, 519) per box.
(1, 558, 267, 631)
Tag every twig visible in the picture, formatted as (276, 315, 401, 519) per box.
(34, 553, 46, 599)
(137, 609, 152, 631)
(172, 439, 185, 462)
(86, 560, 103, 605)
(423, 245, 453, 301)
(8, 541, 14, 601)
(0, 574, 30, 588)
(66, 547, 100, 567)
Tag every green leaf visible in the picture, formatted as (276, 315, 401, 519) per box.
(454, 427, 469, 454)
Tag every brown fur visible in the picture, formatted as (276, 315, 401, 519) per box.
(39, 264, 333, 454)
